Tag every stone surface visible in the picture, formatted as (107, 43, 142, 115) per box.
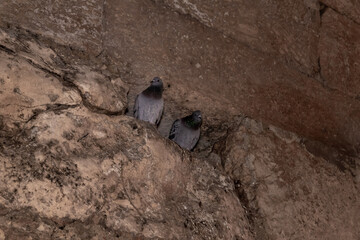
(159, 0, 320, 75)
(0, 105, 254, 240)
(321, 0, 360, 24)
(1, 0, 359, 155)
(0, 30, 81, 132)
(0, 28, 128, 123)
(74, 67, 129, 114)
(0, 1, 359, 239)
(0, 0, 104, 53)
(102, 0, 360, 155)
(220, 118, 360, 240)
(319, 8, 360, 97)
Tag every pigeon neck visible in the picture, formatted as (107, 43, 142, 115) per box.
(143, 85, 163, 98)
(183, 116, 201, 129)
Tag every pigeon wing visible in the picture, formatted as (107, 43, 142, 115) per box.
(189, 129, 201, 150)
(133, 94, 140, 118)
(155, 99, 164, 125)
(169, 119, 181, 140)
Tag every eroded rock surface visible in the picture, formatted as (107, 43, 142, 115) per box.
(220, 118, 360, 240)
(101, 0, 360, 155)
(1, 0, 360, 155)
(0, 28, 128, 130)
(0, 0, 104, 53)
(0, 105, 254, 239)
(159, 0, 320, 75)
(0, 1, 359, 239)
(319, 8, 360, 97)
(320, 0, 360, 24)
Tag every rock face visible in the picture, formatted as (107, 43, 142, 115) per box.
(159, 0, 320, 75)
(102, 0, 360, 155)
(319, 7, 360, 97)
(1, 0, 360, 155)
(0, 0, 104, 53)
(220, 118, 359, 240)
(0, 106, 253, 239)
(320, 0, 360, 24)
(0, 1, 359, 239)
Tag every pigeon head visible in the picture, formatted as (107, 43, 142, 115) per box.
(143, 77, 164, 98)
(186, 110, 202, 128)
(150, 77, 163, 88)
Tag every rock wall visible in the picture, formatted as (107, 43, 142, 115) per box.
(221, 118, 359, 240)
(2, 0, 360, 154)
(0, 1, 359, 239)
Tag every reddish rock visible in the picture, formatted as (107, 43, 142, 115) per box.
(0, 105, 254, 239)
(321, 0, 360, 23)
(0, 1, 359, 239)
(103, 0, 360, 154)
(1, 0, 359, 155)
(221, 118, 360, 240)
(158, 0, 320, 75)
(319, 8, 360, 97)
(0, 0, 104, 53)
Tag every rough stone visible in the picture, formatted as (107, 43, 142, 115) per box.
(0, 0, 104, 53)
(320, 0, 360, 24)
(74, 67, 129, 114)
(0, 30, 82, 131)
(0, 106, 254, 240)
(1, 0, 360, 155)
(0, 1, 359, 239)
(220, 118, 360, 240)
(159, 0, 320, 75)
(0, 28, 128, 125)
(103, 0, 360, 155)
(319, 8, 360, 97)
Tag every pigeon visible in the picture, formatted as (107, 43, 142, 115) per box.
(134, 77, 164, 125)
(169, 110, 202, 151)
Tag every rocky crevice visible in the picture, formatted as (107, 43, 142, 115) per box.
(0, 29, 126, 118)
(319, 0, 360, 25)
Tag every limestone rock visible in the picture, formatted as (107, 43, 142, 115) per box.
(320, 0, 360, 24)
(319, 8, 360, 97)
(0, 1, 359, 239)
(0, 28, 128, 127)
(0, 106, 254, 240)
(74, 67, 129, 114)
(158, 0, 320, 75)
(1, 0, 360, 155)
(0, 0, 104, 53)
(0, 30, 82, 132)
(103, 0, 360, 155)
(220, 118, 360, 240)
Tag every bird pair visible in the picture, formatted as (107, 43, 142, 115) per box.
(134, 77, 202, 151)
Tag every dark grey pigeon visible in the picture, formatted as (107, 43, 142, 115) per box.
(169, 110, 202, 151)
(134, 77, 164, 125)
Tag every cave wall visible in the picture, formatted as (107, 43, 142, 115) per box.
(1, 0, 360, 154)
(0, 1, 359, 239)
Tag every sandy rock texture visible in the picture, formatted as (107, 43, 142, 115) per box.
(0, 0, 359, 239)
(0, 0, 104, 53)
(0, 105, 253, 239)
(220, 118, 359, 240)
(102, 0, 360, 155)
(320, 0, 360, 24)
(2, 0, 360, 155)
(319, 7, 360, 97)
